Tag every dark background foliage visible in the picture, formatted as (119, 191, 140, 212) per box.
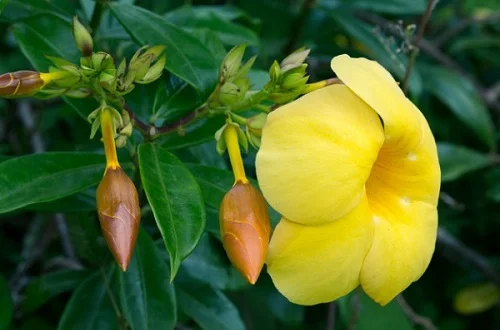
(0, 0, 499, 329)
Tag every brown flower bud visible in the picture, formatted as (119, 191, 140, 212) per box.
(0, 71, 44, 97)
(220, 182, 271, 284)
(96, 167, 141, 271)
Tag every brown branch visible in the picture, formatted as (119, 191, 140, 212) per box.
(124, 103, 209, 139)
(396, 295, 437, 330)
(402, 0, 439, 94)
(437, 227, 500, 284)
(326, 302, 336, 330)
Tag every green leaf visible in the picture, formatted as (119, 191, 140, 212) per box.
(22, 270, 90, 313)
(165, 6, 260, 46)
(176, 278, 245, 330)
(420, 64, 495, 149)
(25, 189, 96, 213)
(160, 116, 226, 150)
(109, 3, 219, 94)
(438, 143, 492, 182)
(333, 0, 426, 14)
(185, 163, 233, 209)
(58, 267, 118, 330)
(0, 152, 105, 214)
(328, 11, 422, 96)
(12, 15, 98, 118)
(138, 144, 205, 278)
(0, 0, 10, 15)
(181, 234, 230, 289)
(353, 292, 413, 330)
(0, 275, 13, 330)
(119, 230, 177, 330)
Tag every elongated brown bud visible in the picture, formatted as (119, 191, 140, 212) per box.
(0, 71, 44, 97)
(96, 167, 141, 271)
(220, 182, 271, 284)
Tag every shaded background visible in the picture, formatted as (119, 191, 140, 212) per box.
(1, 0, 499, 329)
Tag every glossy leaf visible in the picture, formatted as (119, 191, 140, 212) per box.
(165, 6, 260, 46)
(185, 163, 234, 209)
(138, 144, 205, 278)
(181, 234, 230, 289)
(438, 143, 492, 182)
(333, 0, 426, 14)
(420, 64, 495, 149)
(354, 292, 413, 330)
(109, 3, 219, 94)
(0, 152, 105, 214)
(23, 270, 90, 313)
(119, 230, 177, 330)
(160, 116, 226, 150)
(12, 15, 98, 118)
(176, 278, 245, 330)
(0, 275, 12, 330)
(0, 0, 9, 15)
(58, 268, 117, 330)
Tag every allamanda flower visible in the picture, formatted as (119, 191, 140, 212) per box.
(256, 54, 441, 306)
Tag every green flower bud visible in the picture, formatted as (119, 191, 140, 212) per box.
(269, 60, 281, 83)
(220, 44, 246, 83)
(282, 74, 309, 90)
(215, 124, 228, 155)
(115, 135, 128, 149)
(136, 54, 166, 84)
(280, 48, 310, 73)
(72, 16, 93, 57)
(234, 56, 257, 80)
(65, 88, 92, 98)
(219, 82, 244, 106)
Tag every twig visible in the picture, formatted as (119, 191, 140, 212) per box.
(402, 0, 439, 94)
(437, 227, 500, 284)
(347, 291, 361, 330)
(439, 192, 465, 211)
(124, 103, 209, 139)
(396, 295, 437, 330)
(282, 0, 317, 55)
(326, 301, 336, 330)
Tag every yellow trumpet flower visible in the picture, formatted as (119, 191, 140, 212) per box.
(256, 54, 440, 306)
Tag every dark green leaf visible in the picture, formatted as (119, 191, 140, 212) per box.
(0, 0, 10, 15)
(109, 3, 219, 94)
(165, 6, 260, 46)
(160, 116, 226, 150)
(12, 15, 98, 118)
(329, 11, 422, 96)
(58, 267, 117, 330)
(420, 64, 495, 149)
(66, 213, 111, 265)
(0, 152, 105, 214)
(354, 292, 413, 330)
(181, 234, 230, 289)
(1, 0, 70, 22)
(138, 144, 205, 278)
(176, 278, 245, 330)
(25, 189, 96, 213)
(186, 163, 233, 209)
(119, 230, 176, 330)
(333, 0, 426, 14)
(0, 275, 12, 330)
(22, 270, 90, 313)
(438, 143, 492, 182)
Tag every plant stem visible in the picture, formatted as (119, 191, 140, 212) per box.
(90, 0, 107, 37)
(282, 0, 317, 55)
(402, 0, 439, 94)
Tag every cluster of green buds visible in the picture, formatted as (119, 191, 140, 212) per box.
(268, 48, 311, 104)
(215, 44, 256, 107)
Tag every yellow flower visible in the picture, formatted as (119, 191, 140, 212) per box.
(255, 54, 441, 306)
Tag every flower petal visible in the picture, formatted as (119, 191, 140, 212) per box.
(266, 194, 374, 305)
(256, 84, 384, 225)
(360, 191, 438, 305)
(331, 54, 440, 205)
